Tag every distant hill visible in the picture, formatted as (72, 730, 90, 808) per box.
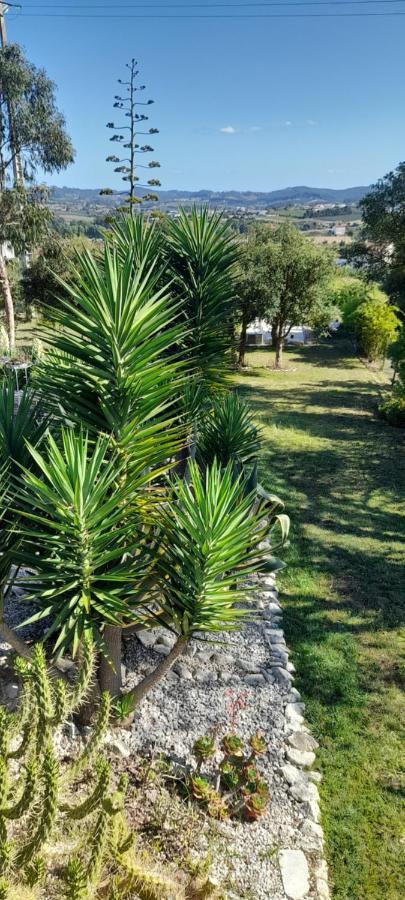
(49, 184, 369, 210)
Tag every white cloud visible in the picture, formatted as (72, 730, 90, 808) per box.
(306, 119, 317, 126)
(220, 125, 238, 134)
(283, 120, 292, 127)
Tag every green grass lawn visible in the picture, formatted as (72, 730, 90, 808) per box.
(236, 337, 405, 900)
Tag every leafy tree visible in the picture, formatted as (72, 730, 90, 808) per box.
(235, 225, 278, 366)
(100, 58, 161, 214)
(0, 43, 74, 349)
(258, 224, 333, 367)
(25, 233, 96, 311)
(349, 294, 400, 362)
(360, 161, 405, 316)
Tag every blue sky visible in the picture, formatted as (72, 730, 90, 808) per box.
(7, 1, 405, 191)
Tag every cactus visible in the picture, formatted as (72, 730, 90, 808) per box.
(63, 859, 87, 900)
(0, 642, 189, 898)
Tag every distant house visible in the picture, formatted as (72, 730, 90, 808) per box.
(246, 319, 312, 346)
(333, 224, 346, 237)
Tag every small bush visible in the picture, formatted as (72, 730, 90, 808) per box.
(380, 391, 405, 428)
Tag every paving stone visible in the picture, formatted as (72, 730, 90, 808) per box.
(279, 849, 310, 899)
(286, 747, 316, 768)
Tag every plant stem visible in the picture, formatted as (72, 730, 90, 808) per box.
(126, 634, 188, 708)
(99, 625, 122, 697)
(0, 252, 14, 352)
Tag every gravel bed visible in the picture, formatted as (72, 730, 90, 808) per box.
(119, 575, 330, 900)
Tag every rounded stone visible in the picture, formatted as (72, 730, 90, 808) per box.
(279, 849, 310, 900)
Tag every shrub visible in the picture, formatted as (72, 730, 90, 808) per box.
(380, 387, 405, 428)
(351, 295, 400, 361)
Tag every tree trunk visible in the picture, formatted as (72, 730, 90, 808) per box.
(274, 335, 283, 368)
(238, 319, 248, 367)
(271, 322, 277, 349)
(126, 634, 188, 708)
(0, 252, 15, 353)
(98, 624, 122, 697)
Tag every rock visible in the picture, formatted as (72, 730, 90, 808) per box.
(211, 651, 234, 667)
(287, 661, 296, 673)
(308, 770, 322, 784)
(154, 644, 171, 656)
(106, 738, 131, 759)
(269, 602, 281, 614)
(159, 633, 176, 649)
(281, 764, 304, 786)
(194, 671, 217, 684)
(285, 702, 305, 725)
(300, 818, 324, 849)
(290, 779, 318, 804)
(303, 797, 321, 822)
(267, 628, 284, 641)
(286, 748, 316, 768)
(4, 683, 19, 701)
(173, 661, 193, 680)
(238, 658, 262, 674)
(262, 576, 277, 588)
(288, 688, 302, 702)
(244, 673, 266, 687)
(288, 731, 318, 752)
(136, 629, 159, 649)
(271, 648, 289, 667)
(315, 860, 330, 899)
(279, 849, 310, 899)
(166, 671, 179, 685)
(272, 667, 293, 688)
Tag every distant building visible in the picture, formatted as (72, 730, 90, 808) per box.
(333, 224, 346, 237)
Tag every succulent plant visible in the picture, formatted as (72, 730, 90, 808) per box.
(188, 775, 212, 803)
(220, 761, 239, 791)
(221, 734, 244, 759)
(249, 732, 267, 756)
(193, 735, 216, 761)
(244, 791, 269, 821)
(242, 763, 260, 793)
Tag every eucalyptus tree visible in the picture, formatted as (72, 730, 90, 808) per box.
(100, 58, 161, 215)
(0, 43, 74, 349)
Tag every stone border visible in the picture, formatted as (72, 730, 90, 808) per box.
(261, 570, 331, 900)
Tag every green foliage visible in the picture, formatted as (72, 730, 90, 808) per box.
(25, 234, 95, 310)
(186, 732, 270, 821)
(0, 641, 185, 899)
(336, 276, 400, 360)
(351, 295, 400, 361)
(17, 429, 148, 656)
(34, 243, 184, 476)
(0, 379, 49, 590)
(147, 460, 289, 637)
(196, 392, 261, 469)
(166, 207, 238, 400)
(0, 42, 74, 185)
(360, 160, 405, 314)
(0, 187, 52, 257)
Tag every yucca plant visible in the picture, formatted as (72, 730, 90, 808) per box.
(15, 429, 155, 693)
(125, 460, 289, 707)
(165, 208, 239, 463)
(0, 379, 49, 658)
(30, 243, 186, 693)
(196, 392, 261, 470)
